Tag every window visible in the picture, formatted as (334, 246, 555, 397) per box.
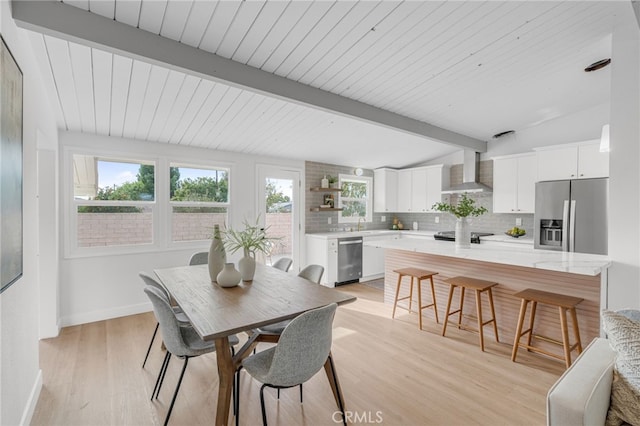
(338, 174, 372, 223)
(73, 155, 155, 248)
(169, 164, 229, 242)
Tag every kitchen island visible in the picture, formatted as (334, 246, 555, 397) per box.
(366, 237, 611, 354)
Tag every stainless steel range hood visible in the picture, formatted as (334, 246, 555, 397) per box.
(441, 151, 492, 194)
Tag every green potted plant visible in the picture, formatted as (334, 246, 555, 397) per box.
(221, 217, 279, 281)
(432, 193, 487, 248)
(327, 175, 339, 189)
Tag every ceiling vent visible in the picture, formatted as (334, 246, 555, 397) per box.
(441, 151, 492, 194)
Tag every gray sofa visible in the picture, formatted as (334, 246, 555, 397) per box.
(547, 338, 616, 426)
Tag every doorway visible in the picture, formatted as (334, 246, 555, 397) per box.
(257, 166, 301, 273)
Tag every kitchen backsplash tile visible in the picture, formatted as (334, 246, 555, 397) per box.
(305, 159, 534, 236)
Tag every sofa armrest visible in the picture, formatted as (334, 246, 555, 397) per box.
(547, 338, 615, 426)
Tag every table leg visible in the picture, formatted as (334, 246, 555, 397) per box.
(215, 337, 234, 426)
(323, 351, 346, 418)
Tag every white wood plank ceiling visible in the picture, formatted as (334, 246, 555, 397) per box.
(22, 0, 625, 168)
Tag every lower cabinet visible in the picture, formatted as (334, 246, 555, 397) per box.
(305, 235, 337, 287)
(362, 235, 395, 279)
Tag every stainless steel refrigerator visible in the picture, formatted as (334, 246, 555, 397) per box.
(534, 178, 608, 255)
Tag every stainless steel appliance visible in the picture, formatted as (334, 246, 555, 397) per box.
(337, 237, 362, 285)
(534, 178, 608, 254)
(434, 231, 494, 244)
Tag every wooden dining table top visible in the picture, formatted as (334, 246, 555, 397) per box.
(154, 263, 357, 341)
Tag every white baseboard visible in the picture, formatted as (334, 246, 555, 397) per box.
(61, 302, 152, 327)
(20, 369, 42, 426)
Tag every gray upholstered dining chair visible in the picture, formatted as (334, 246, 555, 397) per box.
(271, 257, 293, 272)
(188, 251, 208, 266)
(257, 264, 325, 336)
(298, 264, 324, 284)
(139, 272, 191, 368)
(240, 303, 345, 426)
(144, 286, 239, 426)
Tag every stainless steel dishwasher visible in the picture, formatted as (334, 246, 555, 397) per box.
(337, 237, 363, 285)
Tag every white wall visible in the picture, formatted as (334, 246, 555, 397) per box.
(0, 2, 59, 425)
(608, 7, 640, 310)
(58, 131, 304, 326)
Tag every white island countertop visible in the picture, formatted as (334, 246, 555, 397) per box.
(366, 237, 610, 276)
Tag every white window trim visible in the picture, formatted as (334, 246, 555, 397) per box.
(168, 161, 231, 247)
(63, 146, 234, 258)
(337, 174, 373, 223)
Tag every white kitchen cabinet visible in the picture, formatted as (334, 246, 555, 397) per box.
(396, 170, 413, 212)
(425, 165, 448, 211)
(362, 233, 400, 280)
(305, 236, 337, 287)
(362, 236, 385, 278)
(536, 141, 609, 181)
(373, 168, 398, 212)
(411, 168, 429, 212)
(395, 165, 448, 213)
(493, 154, 536, 213)
(577, 142, 609, 179)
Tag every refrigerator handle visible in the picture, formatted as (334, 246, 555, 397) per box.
(569, 200, 576, 252)
(562, 200, 570, 252)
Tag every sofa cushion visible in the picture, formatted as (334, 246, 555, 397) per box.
(601, 310, 640, 426)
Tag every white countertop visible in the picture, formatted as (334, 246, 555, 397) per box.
(306, 230, 434, 239)
(482, 234, 534, 245)
(364, 238, 610, 276)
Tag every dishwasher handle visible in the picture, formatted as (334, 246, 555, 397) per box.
(338, 239, 363, 245)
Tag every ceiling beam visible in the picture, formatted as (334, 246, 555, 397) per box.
(12, 0, 487, 152)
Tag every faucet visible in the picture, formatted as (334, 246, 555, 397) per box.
(357, 217, 364, 232)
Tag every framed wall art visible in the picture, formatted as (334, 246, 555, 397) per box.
(1, 35, 23, 293)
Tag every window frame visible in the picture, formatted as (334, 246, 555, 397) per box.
(168, 162, 231, 246)
(64, 147, 234, 258)
(337, 174, 373, 224)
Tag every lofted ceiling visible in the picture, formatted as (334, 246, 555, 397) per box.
(15, 0, 625, 169)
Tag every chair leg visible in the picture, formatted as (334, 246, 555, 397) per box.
(430, 276, 439, 324)
(391, 273, 403, 318)
(299, 384, 303, 403)
(475, 289, 485, 351)
(152, 351, 171, 400)
(155, 352, 172, 400)
(164, 357, 189, 426)
(442, 284, 455, 337)
(511, 298, 528, 362)
(416, 278, 423, 330)
(327, 354, 347, 426)
(260, 384, 268, 426)
(277, 388, 280, 399)
(143, 322, 159, 368)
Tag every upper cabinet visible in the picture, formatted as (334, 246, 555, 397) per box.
(493, 153, 536, 213)
(375, 165, 448, 213)
(536, 141, 609, 181)
(373, 168, 398, 212)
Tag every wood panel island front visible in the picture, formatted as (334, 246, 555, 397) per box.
(366, 237, 611, 357)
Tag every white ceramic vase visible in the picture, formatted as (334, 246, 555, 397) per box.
(238, 249, 256, 282)
(455, 217, 471, 249)
(216, 263, 241, 288)
(208, 225, 226, 282)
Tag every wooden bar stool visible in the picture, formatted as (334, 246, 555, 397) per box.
(511, 288, 583, 368)
(441, 276, 499, 351)
(391, 268, 439, 330)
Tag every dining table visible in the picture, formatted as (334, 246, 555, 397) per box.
(154, 263, 357, 426)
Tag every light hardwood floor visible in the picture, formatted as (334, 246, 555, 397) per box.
(32, 284, 566, 425)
